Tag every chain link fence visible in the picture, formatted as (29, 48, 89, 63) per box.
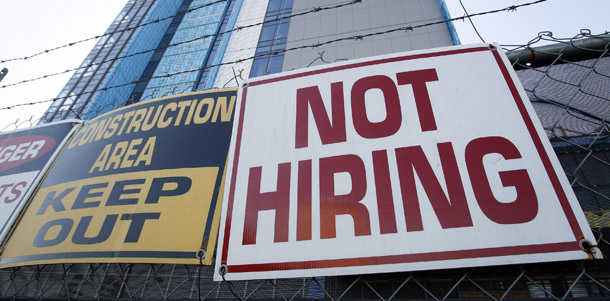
(1, 31, 610, 299)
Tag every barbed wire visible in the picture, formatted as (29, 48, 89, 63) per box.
(0, 0, 549, 112)
(0, 0, 363, 90)
(458, 0, 486, 43)
(306, 51, 349, 68)
(503, 29, 606, 52)
(222, 67, 244, 88)
(0, 0, 228, 64)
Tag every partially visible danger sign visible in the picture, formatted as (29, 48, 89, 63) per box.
(0, 121, 77, 246)
(215, 44, 600, 281)
(0, 89, 236, 267)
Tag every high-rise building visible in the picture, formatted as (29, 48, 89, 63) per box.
(41, 0, 458, 122)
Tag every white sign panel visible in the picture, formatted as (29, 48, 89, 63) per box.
(215, 44, 600, 281)
(0, 121, 78, 245)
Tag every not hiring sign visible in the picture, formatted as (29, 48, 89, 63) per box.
(215, 44, 600, 281)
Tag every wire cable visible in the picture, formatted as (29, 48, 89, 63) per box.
(0, 0, 363, 89)
(459, 0, 486, 43)
(0, 0, 549, 112)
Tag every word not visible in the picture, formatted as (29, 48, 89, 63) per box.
(295, 69, 439, 148)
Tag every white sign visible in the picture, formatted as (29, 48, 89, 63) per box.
(215, 44, 600, 281)
(0, 121, 78, 245)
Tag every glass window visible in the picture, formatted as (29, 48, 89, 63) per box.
(267, 0, 281, 12)
(277, 22, 289, 38)
(250, 59, 268, 78)
(260, 25, 276, 41)
(267, 55, 284, 74)
(250, 0, 294, 77)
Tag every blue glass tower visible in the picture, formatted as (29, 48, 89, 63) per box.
(42, 0, 457, 122)
(42, 0, 242, 122)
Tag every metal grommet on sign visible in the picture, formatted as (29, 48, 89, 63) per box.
(242, 82, 248, 88)
(219, 264, 228, 276)
(196, 249, 206, 259)
(579, 239, 593, 252)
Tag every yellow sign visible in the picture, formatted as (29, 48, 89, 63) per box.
(0, 89, 236, 267)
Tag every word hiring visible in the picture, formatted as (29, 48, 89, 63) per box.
(32, 176, 191, 247)
(242, 68, 538, 245)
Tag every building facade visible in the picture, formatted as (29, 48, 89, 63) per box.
(41, 0, 458, 122)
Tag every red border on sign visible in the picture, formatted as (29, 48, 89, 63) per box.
(220, 46, 584, 273)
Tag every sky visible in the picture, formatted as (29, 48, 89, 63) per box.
(0, 0, 608, 131)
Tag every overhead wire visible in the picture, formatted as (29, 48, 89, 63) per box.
(0, 0, 228, 64)
(0, 0, 363, 89)
(0, 0, 549, 112)
(459, 0, 486, 43)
